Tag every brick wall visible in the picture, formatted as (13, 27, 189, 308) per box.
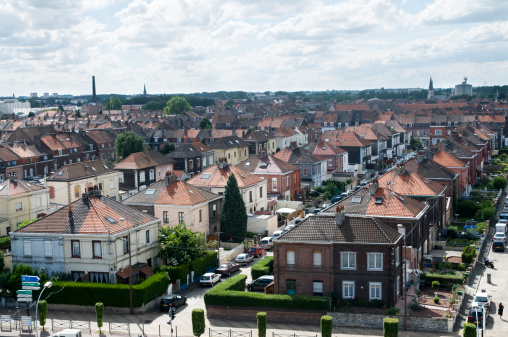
(206, 305, 325, 324)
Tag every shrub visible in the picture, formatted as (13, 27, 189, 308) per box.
(457, 200, 480, 218)
(438, 262, 452, 270)
(492, 176, 507, 189)
(192, 309, 205, 337)
(95, 302, 104, 333)
(432, 281, 440, 289)
(461, 246, 476, 263)
(383, 317, 399, 337)
(420, 273, 464, 287)
(410, 302, 423, 311)
(463, 323, 476, 337)
(155, 264, 189, 284)
(251, 257, 274, 280)
(384, 307, 400, 315)
(433, 297, 440, 303)
(37, 300, 47, 330)
(190, 251, 218, 277)
(0, 237, 10, 250)
(479, 206, 495, 220)
(320, 315, 333, 337)
(458, 263, 466, 271)
(257, 312, 267, 337)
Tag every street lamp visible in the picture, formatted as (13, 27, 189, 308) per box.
(35, 281, 52, 337)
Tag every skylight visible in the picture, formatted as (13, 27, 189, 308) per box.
(188, 190, 193, 193)
(105, 216, 117, 223)
(0, 186, 4, 191)
(375, 197, 383, 205)
(202, 174, 211, 179)
(145, 189, 156, 195)
(103, 165, 109, 169)
(26, 183, 31, 187)
(235, 140, 239, 143)
(229, 141, 233, 144)
(351, 196, 362, 203)
(91, 167, 97, 172)
(245, 162, 250, 166)
(58, 171, 64, 176)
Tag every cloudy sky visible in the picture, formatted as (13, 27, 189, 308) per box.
(1, 0, 507, 96)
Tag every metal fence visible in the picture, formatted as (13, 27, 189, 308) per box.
(109, 321, 130, 335)
(210, 328, 252, 337)
(273, 333, 317, 337)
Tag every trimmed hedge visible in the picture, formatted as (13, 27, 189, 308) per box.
(192, 308, 206, 337)
(420, 273, 464, 286)
(463, 323, 476, 337)
(204, 275, 329, 311)
(39, 272, 169, 307)
(320, 315, 333, 337)
(190, 251, 218, 277)
(0, 237, 10, 250)
(251, 257, 274, 280)
(461, 246, 476, 263)
(257, 312, 267, 337)
(155, 264, 189, 284)
(383, 318, 398, 337)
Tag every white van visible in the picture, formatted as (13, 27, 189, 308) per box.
(496, 223, 507, 234)
(51, 329, 82, 337)
(259, 237, 274, 250)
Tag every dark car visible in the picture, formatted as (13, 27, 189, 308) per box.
(493, 241, 505, 252)
(159, 294, 186, 311)
(331, 196, 342, 203)
(247, 276, 274, 291)
(248, 246, 266, 258)
(312, 208, 322, 214)
(216, 262, 241, 276)
(467, 306, 485, 324)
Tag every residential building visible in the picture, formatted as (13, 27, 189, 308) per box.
(208, 136, 249, 166)
(321, 130, 372, 174)
(85, 130, 116, 160)
(243, 131, 277, 155)
(167, 142, 215, 178)
(310, 140, 348, 173)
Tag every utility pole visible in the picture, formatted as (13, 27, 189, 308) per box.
(128, 231, 133, 315)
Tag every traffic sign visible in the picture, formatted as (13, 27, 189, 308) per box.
(22, 282, 39, 287)
(17, 298, 32, 302)
(21, 275, 39, 282)
(22, 286, 40, 290)
(17, 294, 32, 298)
(16, 290, 32, 295)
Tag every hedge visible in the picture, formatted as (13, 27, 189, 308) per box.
(463, 323, 476, 337)
(251, 257, 274, 280)
(320, 315, 333, 337)
(383, 318, 398, 337)
(190, 251, 218, 277)
(0, 237, 10, 250)
(38, 272, 169, 307)
(204, 275, 329, 311)
(155, 264, 189, 284)
(192, 309, 205, 337)
(420, 273, 464, 286)
(257, 312, 267, 337)
(461, 246, 476, 263)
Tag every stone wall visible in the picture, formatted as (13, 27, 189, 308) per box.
(206, 305, 324, 324)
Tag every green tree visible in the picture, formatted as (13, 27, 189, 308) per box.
(9, 264, 48, 293)
(115, 131, 144, 159)
(95, 302, 104, 333)
(0, 271, 12, 292)
(58, 104, 64, 112)
(164, 96, 192, 115)
(492, 176, 507, 190)
(160, 143, 175, 155)
(28, 112, 35, 117)
(192, 308, 205, 337)
(142, 101, 166, 110)
(0, 250, 4, 272)
(158, 223, 206, 265)
(257, 312, 267, 337)
(220, 173, 248, 241)
(74, 110, 82, 118)
(224, 99, 234, 108)
(199, 117, 212, 129)
(106, 96, 122, 110)
(410, 138, 423, 151)
(38, 300, 47, 330)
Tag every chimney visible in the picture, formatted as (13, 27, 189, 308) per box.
(369, 180, 379, 195)
(416, 153, 425, 163)
(452, 130, 459, 139)
(92, 76, 97, 104)
(164, 172, 177, 186)
(68, 207, 75, 234)
(289, 141, 297, 150)
(216, 157, 228, 169)
(430, 146, 438, 153)
(335, 205, 346, 225)
(259, 148, 267, 158)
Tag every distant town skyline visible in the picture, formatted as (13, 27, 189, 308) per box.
(1, 0, 507, 96)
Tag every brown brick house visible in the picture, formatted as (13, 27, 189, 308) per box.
(273, 209, 403, 307)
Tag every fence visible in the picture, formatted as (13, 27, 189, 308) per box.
(210, 328, 252, 337)
(273, 333, 317, 337)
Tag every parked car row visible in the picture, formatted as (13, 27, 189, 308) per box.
(467, 289, 493, 326)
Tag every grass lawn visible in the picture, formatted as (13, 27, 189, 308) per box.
(446, 238, 477, 247)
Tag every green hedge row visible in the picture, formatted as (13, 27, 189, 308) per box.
(461, 246, 476, 263)
(40, 272, 169, 307)
(383, 318, 399, 337)
(204, 274, 329, 311)
(190, 251, 217, 277)
(251, 257, 274, 280)
(155, 264, 189, 284)
(420, 273, 464, 286)
(0, 237, 10, 250)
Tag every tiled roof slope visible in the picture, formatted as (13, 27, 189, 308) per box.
(277, 215, 401, 244)
(0, 179, 46, 197)
(377, 169, 446, 197)
(404, 158, 457, 180)
(47, 161, 116, 181)
(236, 154, 299, 174)
(187, 164, 264, 188)
(15, 194, 157, 235)
(115, 150, 174, 170)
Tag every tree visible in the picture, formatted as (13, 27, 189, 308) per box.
(410, 138, 423, 151)
(164, 96, 192, 115)
(158, 223, 206, 265)
(224, 99, 234, 109)
(106, 96, 122, 110)
(115, 131, 144, 159)
(28, 112, 35, 117)
(38, 300, 47, 330)
(0, 250, 4, 272)
(9, 264, 48, 293)
(74, 110, 82, 118)
(492, 176, 507, 190)
(95, 302, 104, 333)
(199, 117, 212, 129)
(160, 143, 175, 155)
(192, 308, 205, 337)
(220, 173, 248, 241)
(58, 104, 64, 112)
(257, 312, 267, 337)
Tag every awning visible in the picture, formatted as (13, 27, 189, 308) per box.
(115, 266, 139, 279)
(267, 200, 277, 207)
(275, 208, 296, 214)
(139, 265, 154, 277)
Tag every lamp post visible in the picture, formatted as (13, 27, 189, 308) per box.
(35, 281, 52, 337)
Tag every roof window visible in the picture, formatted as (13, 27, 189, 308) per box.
(202, 174, 211, 179)
(351, 196, 362, 203)
(145, 189, 156, 195)
(375, 197, 383, 205)
(105, 216, 117, 223)
(0, 186, 4, 191)
(58, 171, 64, 176)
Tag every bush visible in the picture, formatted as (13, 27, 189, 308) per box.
(458, 263, 466, 271)
(432, 281, 440, 289)
(192, 309, 205, 337)
(251, 257, 274, 280)
(479, 206, 495, 220)
(461, 246, 476, 263)
(155, 264, 189, 284)
(438, 262, 452, 270)
(457, 200, 480, 218)
(384, 307, 400, 315)
(492, 176, 507, 189)
(0, 237, 10, 250)
(190, 251, 218, 277)
(463, 323, 476, 337)
(420, 273, 464, 287)
(383, 317, 398, 337)
(410, 302, 423, 311)
(95, 302, 104, 333)
(257, 312, 267, 337)
(38, 300, 47, 330)
(433, 297, 440, 303)
(320, 315, 333, 337)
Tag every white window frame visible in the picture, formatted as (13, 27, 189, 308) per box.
(36, 196, 41, 207)
(397, 276, 401, 296)
(435, 129, 442, 136)
(149, 169, 155, 180)
(286, 250, 295, 265)
(340, 252, 356, 270)
(313, 250, 322, 266)
(272, 178, 277, 191)
(139, 171, 145, 183)
(15, 202, 22, 211)
(342, 281, 355, 299)
(367, 253, 383, 271)
(110, 179, 114, 189)
(369, 282, 382, 300)
(23, 241, 32, 256)
(395, 246, 400, 267)
(328, 159, 333, 166)
(313, 281, 323, 296)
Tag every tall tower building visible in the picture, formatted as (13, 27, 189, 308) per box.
(427, 77, 434, 99)
(92, 76, 97, 105)
(143, 84, 147, 96)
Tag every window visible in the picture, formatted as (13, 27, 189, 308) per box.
(15, 202, 22, 211)
(286, 279, 296, 295)
(71, 240, 80, 257)
(199, 210, 202, 222)
(272, 178, 277, 191)
(23, 241, 32, 256)
(343, 281, 355, 299)
(49, 186, 55, 199)
(367, 253, 383, 271)
(44, 241, 52, 257)
(163, 211, 169, 224)
(435, 129, 442, 136)
(158, 168, 161, 178)
(294, 174, 297, 183)
(416, 130, 420, 137)
(328, 159, 332, 166)
(89, 272, 109, 283)
(58, 149, 62, 155)
(313, 281, 323, 296)
(260, 187, 263, 198)
(313, 250, 322, 266)
(228, 153, 230, 159)
(244, 149, 247, 156)
(395, 247, 400, 267)
(423, 131, 427, 136)
(36, 195, 42, 206)
(123, 236, 129, 254)
(369, 282, 382, 300)
(149, 169, 155, 180)
(397, 276, 401, 295)
(249, 191, 253, 202)
(93, 241, 102, 259)
(203, 157, 207, 167)
(110, 179, 114, 189)
(119, 172, 124, 183)
(341, 252, 356, 270)
(213, 204, 217, 216)
(139, 171, 145, 183)
(304, 168, 309, 176)
(99, 182, 103, 191)
(178, 212, 184, 224)
(146, 230, 151, 244)
(286, 250, 295, 265)
(197, 158, 201, 168)
(286, 175, 289, 187)
(74, 185, 81, 198)
(209, 155, 213, 164)
(189, 159, 194, 170)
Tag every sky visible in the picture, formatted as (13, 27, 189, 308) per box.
(1, 0, 508, 97)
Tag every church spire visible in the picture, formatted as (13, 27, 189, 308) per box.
(143, 84, 147, 96)
(427, 77, 434, 99)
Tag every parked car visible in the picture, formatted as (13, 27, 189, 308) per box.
(340, 192, 348, 198)
(216, 263, 241, 276)
(200, 273, 221, 287)
(235, 253, 254, 265)
(272, 230, 283, 239)
(248, 246, 266, 258)
(331, 196, 342, 203)
(294, 218, 304, 225)
(312, 208, 322, 214)
(472, 290, 492, 310)
(259, 237, 274, 250)
(494, 232, 507, 243)
(500, 213, 508, 220)
(492, 241, 505, 252)
(284, 224, 295, 231)
(498, 219, 508, 224)
(346, 190, 354, 195)
(322, 203, 331, 209)
(467, 306, 486, 324)
(247, 275, 275, 291)
(159, 294, 187, 311)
